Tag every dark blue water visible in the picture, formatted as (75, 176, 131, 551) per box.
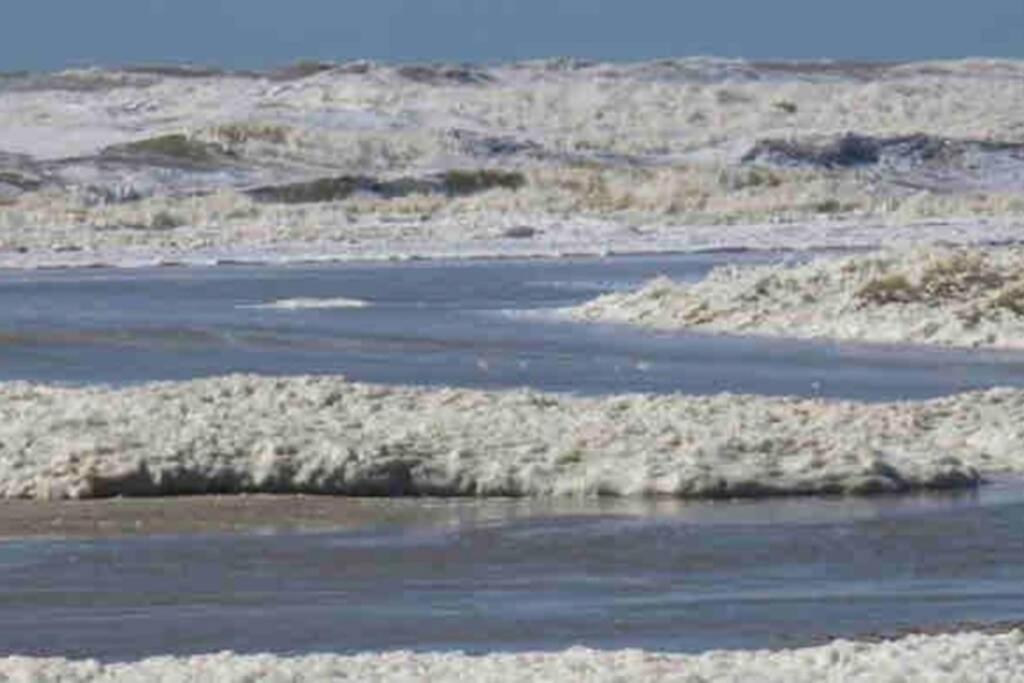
(3, 0, 1022, 71)
(2, 253, 1024, 401)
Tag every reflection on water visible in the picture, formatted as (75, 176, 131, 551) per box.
(0, 477, 1019, 541)
(0, 483, 1023, 660)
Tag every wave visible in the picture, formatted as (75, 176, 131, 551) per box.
(4, 55, 1024, 270)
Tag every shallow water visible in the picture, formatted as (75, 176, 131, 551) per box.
(1, 484, 1023, 660)
(2, 252, 1024, 400)
(4, 252, 1024, 660)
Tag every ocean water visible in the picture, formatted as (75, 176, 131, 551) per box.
(2, 0, 1022, 71)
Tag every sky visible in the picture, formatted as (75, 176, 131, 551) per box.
(2, 0, 1023, 71)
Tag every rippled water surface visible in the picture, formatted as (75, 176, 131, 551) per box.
(2, 485, 1024, 660)
(3, 252, 1024, 659)
(3, 252, 1024, 399)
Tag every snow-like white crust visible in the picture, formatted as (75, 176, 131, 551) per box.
(4, 374, 1022, 500)
(1, 216, 1023, 271)
(4, 630, 1024, 682)
(1, 58, 1023, 268)
(573, 245, 1024, 349)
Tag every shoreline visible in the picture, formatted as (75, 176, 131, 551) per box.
(0, 495, 490, 540)
(4, 478, 1023, 539)
(0, 216, 1021, 272)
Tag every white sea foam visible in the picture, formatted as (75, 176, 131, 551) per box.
(1, 59, 1022, 269)
(240, 297, 369, 310)
(572, 244, 1024, 349)
(5, 374, 1023, 501)
(1, 215, 1022, 272)
(3, 630, 1023, 682)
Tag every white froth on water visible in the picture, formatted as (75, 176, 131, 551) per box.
(1, 217, 1022, 272)
(1, 59, 1023, 268)
(572, 244, 1024, 350)
(4, 374, 1023, 501)
(3, 630, 1023, 682)
(239, 297, 370, 310)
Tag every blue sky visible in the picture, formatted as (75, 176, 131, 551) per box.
(3, 0, 1023, 71)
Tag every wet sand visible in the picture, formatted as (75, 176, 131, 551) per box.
(0, 495, 485, 538)
(0, 494, 682, 539)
